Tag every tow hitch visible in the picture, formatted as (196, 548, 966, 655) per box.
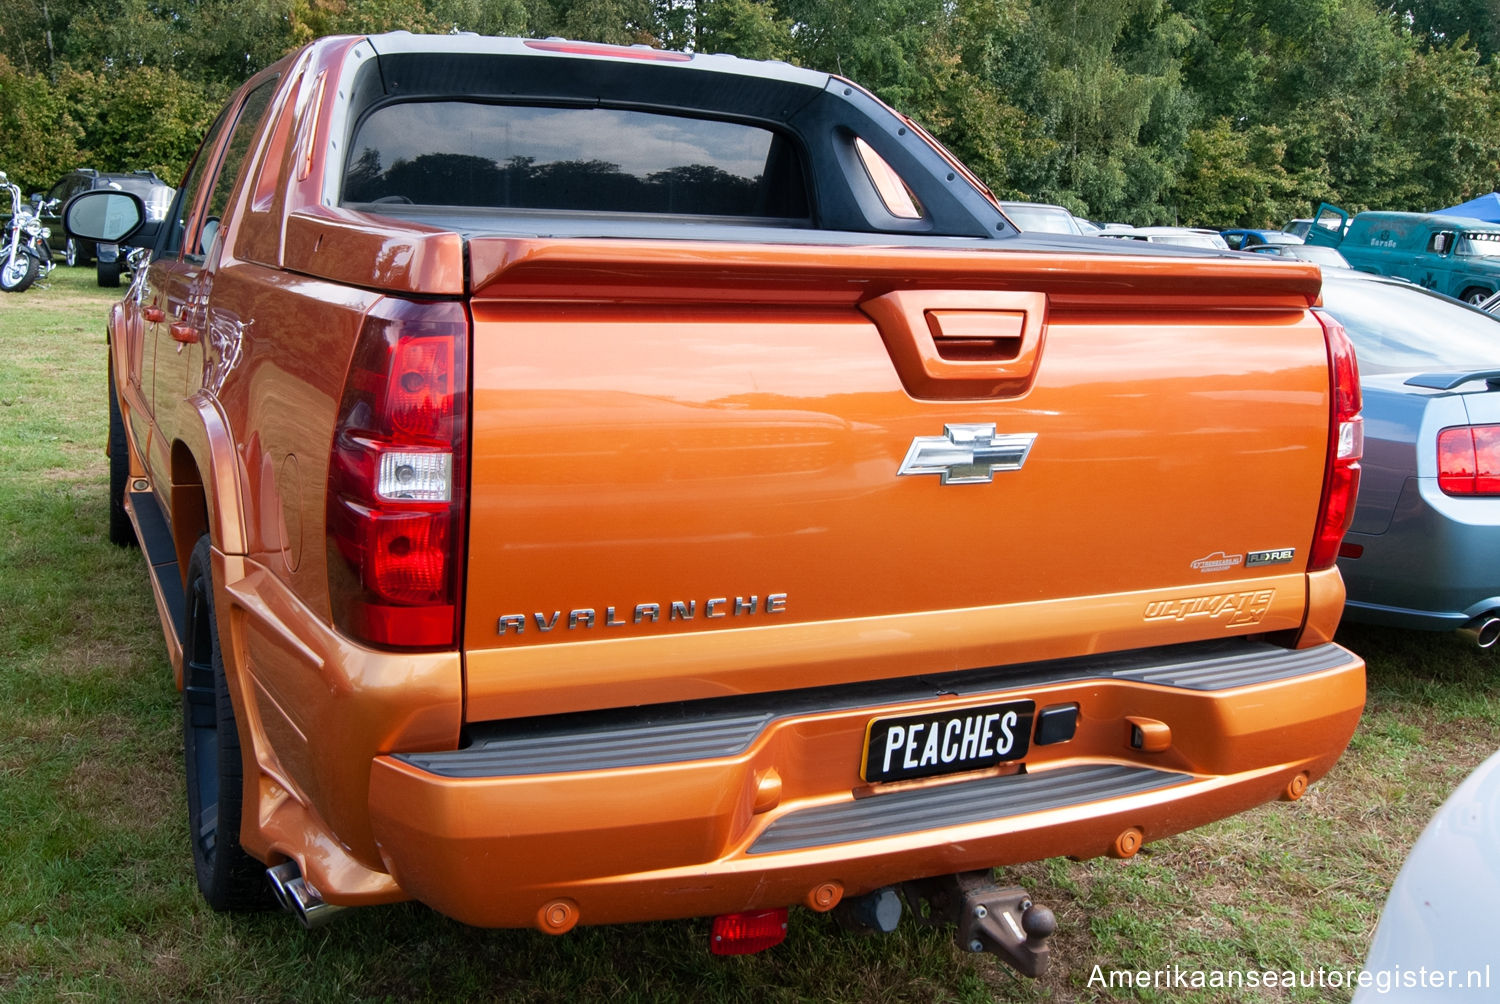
(903, 872, 1056, 977)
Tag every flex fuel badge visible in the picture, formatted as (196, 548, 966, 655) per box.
(1189, 548, 1296, 574)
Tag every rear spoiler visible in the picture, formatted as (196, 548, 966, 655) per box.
(1404, 370, 1500, 390)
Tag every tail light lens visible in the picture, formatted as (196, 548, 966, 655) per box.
(327, 298, 468, 648)
(1310, 311, 1363, 570)
(1438, 425, 1500, 495)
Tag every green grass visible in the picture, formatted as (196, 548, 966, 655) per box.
(3, 266, 1499, 1001)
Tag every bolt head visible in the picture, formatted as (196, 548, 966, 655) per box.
(968, 939, 984, 953)
(972, 904, 988, 919)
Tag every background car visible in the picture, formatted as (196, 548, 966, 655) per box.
(39, 168, 174, 283)
(1220, 227, 1303, 250)
(998, 201, 1086, 235)
(1246, 243, 1352, 267)
(1098, 226, 1230, 249)
(1354, 748, 1500, 1001)
(1283, 217, 1315, 239)
(1317, 271, 1500, 647)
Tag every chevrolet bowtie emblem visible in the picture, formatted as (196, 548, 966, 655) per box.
(898, 424, 1037, 484)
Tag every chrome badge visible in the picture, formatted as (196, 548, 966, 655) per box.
(899, 424, 1037, 485)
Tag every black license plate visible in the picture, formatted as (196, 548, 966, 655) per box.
(862, 700, 1035, 783)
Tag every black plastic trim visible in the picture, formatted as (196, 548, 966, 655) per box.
(749, 764, 1188, 854)
(396, 639, 1355, 779)
(129, 490, 185, 644)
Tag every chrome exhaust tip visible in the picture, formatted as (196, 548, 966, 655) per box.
(267, 860, 346, 930)
(1459, 614, 1500, 650)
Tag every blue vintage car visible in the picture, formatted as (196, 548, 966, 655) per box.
(1307, 202, 1500, 304)
(1318, 271, 1500, 647)
(1220, 227, 1302, 250)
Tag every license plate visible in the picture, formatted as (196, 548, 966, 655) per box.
(862, 700, 1035, 783)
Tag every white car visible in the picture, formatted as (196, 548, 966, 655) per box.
(1097, 226, 1230, 250)
(1354, 749, 1500, 1000)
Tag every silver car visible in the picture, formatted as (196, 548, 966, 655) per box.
(1318, 272, 1500, 647)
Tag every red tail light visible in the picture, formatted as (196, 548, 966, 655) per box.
(1438, 425, 1500, 495)
(327, 298, 468, 648)
(710, 908, 788, 955)
(1310, 311, 1363, 570)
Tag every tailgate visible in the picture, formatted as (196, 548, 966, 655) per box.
(460, 239, 1330, 720)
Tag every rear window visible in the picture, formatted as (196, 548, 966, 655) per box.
(342, 102, 808, 219)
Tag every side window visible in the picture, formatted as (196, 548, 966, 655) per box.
(166, 76, 279, 263)
(853, 138, 923, 220)
(196, 78, 278, 259)
(163, 110, 233, 260)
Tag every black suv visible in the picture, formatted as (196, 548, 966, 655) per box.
(38, 169, 175, 285)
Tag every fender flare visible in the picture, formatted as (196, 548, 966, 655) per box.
(174, 391, 248, 560)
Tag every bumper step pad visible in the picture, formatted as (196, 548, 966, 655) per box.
(749, 763, 1187, 855)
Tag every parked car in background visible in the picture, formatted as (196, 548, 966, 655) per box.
(1354, 748, 1500, 1000)
(1306, 203, 1500, 304)
(1246, 244, 1352, 268)
(1316, 271, 1500, 647)
(997, 201, 1085, 235)
(1283, 218, 1315, 239)
(39, 169, 173, 273)
(1099, 226, 1230, 250)
(1220, 228, 1303, 251)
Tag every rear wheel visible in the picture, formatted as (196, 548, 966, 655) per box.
(97, 257, 121, 287)
(1, 250, 38, 292)
(182, 536, 273, 912)
(107, 365, 137, 547)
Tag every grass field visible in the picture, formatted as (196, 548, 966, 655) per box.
(3, 267, 1498, 1002)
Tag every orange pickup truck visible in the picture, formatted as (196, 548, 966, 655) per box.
(66, 32, 1365, 971)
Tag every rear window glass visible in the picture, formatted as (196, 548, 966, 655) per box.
(1319, 278, 1500, 374)
(342, 102, 808, 219)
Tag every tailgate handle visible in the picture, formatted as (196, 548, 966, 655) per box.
(860, 290, 1047, 399)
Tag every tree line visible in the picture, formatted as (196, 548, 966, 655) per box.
(3, 0, 1498, 227)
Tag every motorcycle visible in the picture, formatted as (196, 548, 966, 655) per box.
(1, 170, 56, 292)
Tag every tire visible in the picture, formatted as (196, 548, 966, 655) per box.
(107, 365, 137, 547)
(182, 536, 273, 912)
(1462, 287, 1491, 306)
(97, 256, 121, 288)
(1, 250, 38, 292)
(65, 238, 92, 267)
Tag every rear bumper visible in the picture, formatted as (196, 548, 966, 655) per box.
(366, 639, 1364, 929)
(1340, 476, 1500, 630)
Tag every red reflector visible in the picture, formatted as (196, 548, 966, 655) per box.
(710, 908, 788, 955)
(1338, 542, 1364, 559)
(1439, 425, 1500, 496)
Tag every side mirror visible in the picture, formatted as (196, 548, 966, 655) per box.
(1432, 233, 1451, 254)
(63, 189, 157, 248)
